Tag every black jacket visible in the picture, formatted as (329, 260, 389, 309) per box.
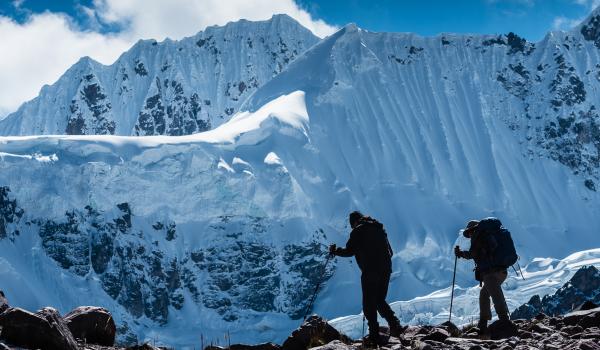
(461, 228, 499, 274)
(334, 217, 393, 273)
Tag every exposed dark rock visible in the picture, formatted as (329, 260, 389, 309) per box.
(282, 316, 350, 350)
(576, 300, 599, 311)
(581, 15, 600, 48)
(0, 291, 7, 314)
(0, 307, 78, 350)
(438, 321, 460, 337)
(134, 59, 148, 76)
(38, 210, 90, 276)
(512, 265, 600, 319)
(0, 186, 24, 241)
(64, 306, 116, 346)
(421, 328, 449, 342)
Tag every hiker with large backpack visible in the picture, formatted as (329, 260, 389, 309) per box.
(454, 217, 517, 337)
(329, 211, 403, 345)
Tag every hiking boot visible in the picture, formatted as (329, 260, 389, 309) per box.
(363, 333, 387, 347)
(388, 322, 406, 337)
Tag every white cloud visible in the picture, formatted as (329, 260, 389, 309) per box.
(0, 0, 336, 119)
(552, 16, 583, 30)
(0, 13, 132, 119)
(550, 0, 600, 32)
(92, 0, 336, 40)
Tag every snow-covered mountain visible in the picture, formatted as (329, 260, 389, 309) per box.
(2, 9, 600, 349)
(0, 15, 319, 136)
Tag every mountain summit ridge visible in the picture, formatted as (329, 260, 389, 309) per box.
(0, 14, 319, 136)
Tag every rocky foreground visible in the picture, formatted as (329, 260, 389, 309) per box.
(1, 265, 600, 350)
(1, 303, 600, 350)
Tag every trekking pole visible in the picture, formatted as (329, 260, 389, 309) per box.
(516, 261, 525, 280)
(303, 253, 334, 321)
(448, 249, 458, 323)
(362, 315, 365, 339)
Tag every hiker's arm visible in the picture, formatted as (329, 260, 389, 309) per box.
(332, 231, 357, 257)
(455, 246, 472, 259)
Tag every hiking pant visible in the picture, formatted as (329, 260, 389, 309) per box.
(480, 269, 509, 322)
(361, 269, 399, 335)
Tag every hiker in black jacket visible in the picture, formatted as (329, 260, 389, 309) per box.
(455, 219, 510, 336)
(329, 211, 403, 343)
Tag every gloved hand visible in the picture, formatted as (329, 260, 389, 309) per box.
(329, 244, 337, 255)
(454, 245, 463, 258)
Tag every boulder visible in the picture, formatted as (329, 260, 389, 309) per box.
(579, 340, 600, 350)
(564, 307, 600, 326)
(575, 301, 599, 312)
(64, 306, 116, 346)
(0, 307, 78, 350)
(578, 312, 600, 329)
(488, 319, 518, 340)
(282, 316, 350, 350)
(422, 328, 450, 342)
(438, 321, 460, 337)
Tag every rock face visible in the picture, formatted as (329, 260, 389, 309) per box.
(0, 182, 334, 343)
(0, 291, 7, 314)
(0, 307, 78, 350)
(512, 265, 600, 319)
(0, 15, 319, 136)
(64, 306, 116, 346)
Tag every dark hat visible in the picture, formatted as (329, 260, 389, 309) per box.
(462, 220, 480, 237)
(349, 211, 364, 227)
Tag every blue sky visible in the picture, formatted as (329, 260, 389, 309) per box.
(0, 0, 599, 118)
(1, 0, 598, 41)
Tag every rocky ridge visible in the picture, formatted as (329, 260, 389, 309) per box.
(0, 15, 319, 136)
(512, 265, 600, 320)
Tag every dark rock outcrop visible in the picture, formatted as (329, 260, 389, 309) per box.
(512, 265, 600, 319)
(64, 306, 116, 346)
(282, 316, 350, 350)
(0, 307, 78, 350)
(0, 291, 7, 314)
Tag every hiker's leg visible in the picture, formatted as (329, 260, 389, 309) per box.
(479, 279, 492, 323)
(361, 273, 379, 335)
(485, 270, 510, 321)
(376, 271, 399, 326)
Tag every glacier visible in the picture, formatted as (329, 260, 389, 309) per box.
(1, 9, 600, 349)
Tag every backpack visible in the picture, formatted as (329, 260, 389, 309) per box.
(477, 217, 518, 268)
